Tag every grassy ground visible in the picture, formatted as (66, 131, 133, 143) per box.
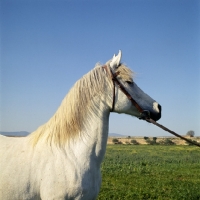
(97, 145, 200, 200)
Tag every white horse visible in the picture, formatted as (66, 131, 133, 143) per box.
(0, 51, 161, 200)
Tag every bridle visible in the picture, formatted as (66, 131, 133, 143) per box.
(103, 65, 148, 118)
(103, 64, 200, 147)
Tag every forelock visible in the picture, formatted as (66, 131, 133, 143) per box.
(116, 64, 134, 82)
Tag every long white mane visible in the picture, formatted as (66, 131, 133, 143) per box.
(28, 63, 133, 147)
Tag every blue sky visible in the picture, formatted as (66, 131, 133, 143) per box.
(1, 0, 200, 137)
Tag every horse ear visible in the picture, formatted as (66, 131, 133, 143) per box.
(110, 50, 122, 69)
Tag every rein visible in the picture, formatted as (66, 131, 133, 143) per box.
(103, 65, 200, 147)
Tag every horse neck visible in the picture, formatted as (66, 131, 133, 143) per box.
(29, 67, 112, 163)
(31, 94, 110, 158)
(48, 95, 111, 166)
(70, 99, 110, 164)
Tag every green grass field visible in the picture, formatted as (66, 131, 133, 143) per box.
(97, 145, 200, 200)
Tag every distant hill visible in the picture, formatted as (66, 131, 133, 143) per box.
(0, 131, 125, 137)
(0, 131, 29, 137)
(109, 133, 127, 137)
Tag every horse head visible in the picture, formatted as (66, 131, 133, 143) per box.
(105, 50, 161, 121)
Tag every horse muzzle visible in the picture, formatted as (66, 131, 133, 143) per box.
(139, 104, 162, 121)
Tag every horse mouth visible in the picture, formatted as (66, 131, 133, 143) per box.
(139, 110, 161, 122)
(150, 112, 161, 121)
(139, 110, 150, 120)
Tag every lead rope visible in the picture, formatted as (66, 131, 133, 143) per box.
(145, 117, 200, 147)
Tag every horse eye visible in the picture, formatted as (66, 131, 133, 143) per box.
(126, 81, 133, 85)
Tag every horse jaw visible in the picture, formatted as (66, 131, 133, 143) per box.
(110, 50, 122, 69)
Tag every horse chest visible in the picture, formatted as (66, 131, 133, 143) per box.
(38, 153, 101, 200)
